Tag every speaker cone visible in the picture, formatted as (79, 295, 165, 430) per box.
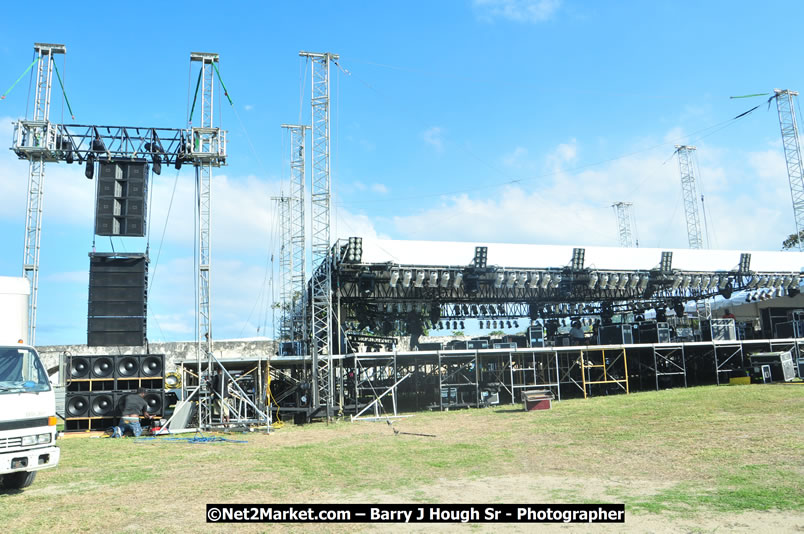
(141, 355, 163, 377)
(91, 356, 114, 378)
(117, 356, 139, 377)
(70, 357, 90, 379)
(90, 393, 115, 417)
(143, 392, 163, 414)
(66, 394, 90, 417)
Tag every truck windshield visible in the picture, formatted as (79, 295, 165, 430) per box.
(0, 347, 51, 393)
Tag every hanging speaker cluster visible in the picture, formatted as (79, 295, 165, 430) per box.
(64, 354, 165, 432)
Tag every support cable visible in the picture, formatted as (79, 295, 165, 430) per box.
(1, 57, 39, 100)
(188, 68, 202, 124)
(51, 61, 75, 120)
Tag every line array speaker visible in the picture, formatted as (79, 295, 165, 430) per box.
(95, 160, 149, 237)
(88, 253, 148, 347)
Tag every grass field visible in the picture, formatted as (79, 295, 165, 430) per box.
(2, 384, 803, 533)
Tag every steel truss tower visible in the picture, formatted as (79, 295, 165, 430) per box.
(774, 89, 804, 252)
(280, 124, 309, 343)
(300, 51, 338, 417)
(274, 196, 293, 340)
(189, 52, 223, 427)
(675, 145, 704, 249)
(19, 43, 65, 345)
(612, 202, 636, 248)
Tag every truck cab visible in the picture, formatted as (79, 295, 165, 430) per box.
(0, 344, 60, 489)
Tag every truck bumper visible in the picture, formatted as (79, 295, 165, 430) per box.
(0, 445, 60, 475)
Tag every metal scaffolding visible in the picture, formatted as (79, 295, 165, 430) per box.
(20, 43, 65, 345)
(280, 124, 309, 343)
(189, 52, 222, 428)
(300, 51, 338, 417)
(611, 202, 636, 248)
(774, 89, 804, 252)
(675, 145, 704, 249)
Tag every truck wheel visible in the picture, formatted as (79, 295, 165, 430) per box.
(2, 471, 37, 490)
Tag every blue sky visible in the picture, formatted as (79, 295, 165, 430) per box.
(1, 1, 802, 345)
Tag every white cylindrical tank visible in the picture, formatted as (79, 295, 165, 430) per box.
(0, 276, 30, 345)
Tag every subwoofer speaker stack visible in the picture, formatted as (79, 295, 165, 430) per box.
(64, 354, 165, 432)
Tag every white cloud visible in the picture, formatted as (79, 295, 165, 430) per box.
(370, 183, 388, 194)
(389, 135, 797, 251)
(474, 0, 562, 23)
(421, 126, 445, 152)
(243, 104, 254, 111)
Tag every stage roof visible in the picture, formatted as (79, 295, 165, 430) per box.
(358, 239, 804, 273)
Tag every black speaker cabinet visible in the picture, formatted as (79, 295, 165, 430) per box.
(69, 356, 90, 379)
(140, 354, 164, 377)
(65, 393, 90, 418)
(90, 355, 115, 378)
(115, 355, 140, 378)
(143, 391, 164, 416)
(90, 392, 116, 417)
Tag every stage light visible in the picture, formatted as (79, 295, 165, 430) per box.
(551, 274, 562, 288)
(747, 276, 759, 289)
(692, 275, 702, 289)
(401, 270, 412, 288)
(638, 274, 649, 291)
(617, 274, 628, 290)
(389, 270, 400, 288)
(587, 273, 598, 289)
(453, 271, 463, 289)
(486, 320, 491, 329)
(516, 272, 527, 289)
(787, 275, 799, 289)
(774, 275, 784, 288)
(92, 135, 106, 152)
(407, 302, 414, 312)
(84, 153, 95, 179)
(660, 251, 673, 272)
(599, 273, 610, 289)
(528, 273, 541, 289)
(760, 275, 771, 288)
(708, 276, 719, 290)
(471, 305, 478, 315)
(396, 303, 403, 313)
(480, 305, 487, 315)
(671, 274, 682, 290)
(428, 271, 438, 287)
(492, 321, 498, 329)
(745, 293, 752, 302)
(506, 321, 512, 329)
(571, 248, 585, 270)
(739, 253, 751, 273)
(701, 275, 710, 290)
(494, 272, 505, 289)
(514, 320, 519, 328)
(505, 272, 517, 289)
(440, 271, 451, 288)
(414, 271, 425, 288)
(454, 304, 461, 316)
(462, 305, 470, 315)
(474, 246, 488, 268)
(609, 274, 620, 289)
(152, 155, 162, 176)
(460, 321, 465, 329)
(628, 274, 639, 290)
(478, 320, 484, 329)
(437, 321, 443, 329)
(540, 273, 551, 289)
(346, 237, 363, 262)
(680, 275, 691, 290)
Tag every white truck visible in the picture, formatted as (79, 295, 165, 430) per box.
(0, 276, 60, 490)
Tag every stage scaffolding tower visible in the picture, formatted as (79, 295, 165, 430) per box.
(280, 124, 309, 344)
(20, 43, 65, 345)
(774, 89, 804, 252)
(675, 145, 704, 250)
(189, 52, 221, 428)
(300, 51, 338, 418)
(612, 202, 636, 248)
(274, 196, 292, 340)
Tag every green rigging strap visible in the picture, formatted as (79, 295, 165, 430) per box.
(188, 68, 203, 124)
(729, 93, 770, 99)
(212, 63, 233, 106)
(52, 61, 75, 119)
(1, 57, 40, 100)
